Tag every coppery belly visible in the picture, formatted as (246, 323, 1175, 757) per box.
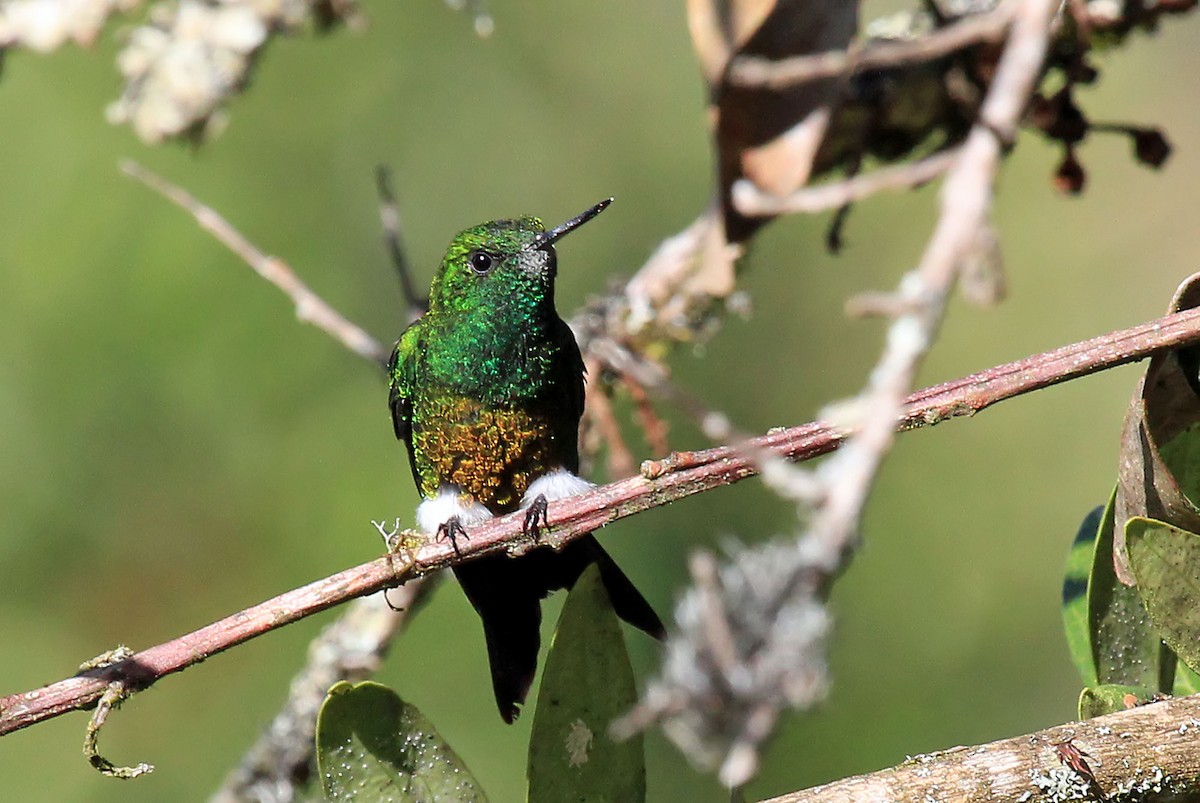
(412, 394, 559, 511)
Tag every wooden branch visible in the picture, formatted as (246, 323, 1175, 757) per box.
(763, 692, 1200, 802)
(4, 303, 1200, 737)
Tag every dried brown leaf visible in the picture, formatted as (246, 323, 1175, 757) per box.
(740, 106, 831, 196)
(1113, 272, 1200, 583)
(705, 0, 858, 242)
(687, 0, 779, 86)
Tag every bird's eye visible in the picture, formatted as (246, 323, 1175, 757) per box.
(468, 251, 496, 274)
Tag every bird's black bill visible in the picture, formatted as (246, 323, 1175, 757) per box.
(527, 197, 613, 251)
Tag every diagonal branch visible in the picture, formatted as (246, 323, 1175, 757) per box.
(4, 302, 1200, 737)
(375, 165, 427, 319)
(120, 160, 389, 366)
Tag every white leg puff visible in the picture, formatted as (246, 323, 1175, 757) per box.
(416, 485, 494, 534)
(520, 468, 595, 507)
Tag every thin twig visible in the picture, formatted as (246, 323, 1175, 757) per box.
(592, 336, 821, 504)
(581, 359, 637, 480)
(119, 160, 389, 366)
(624, 377, 671, 457)
(729, 0, 1018, 89)
(5, 301, 1200, 737)
(375, 165, 427, 319)
(732, 148, 959, 218)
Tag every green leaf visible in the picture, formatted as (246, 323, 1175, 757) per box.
(1175, 660, 1200, 696)
(1156, 421, 1200, 503)
(316, 681, 487, 803)
(1126, 516, 1200, 676)
(1088, 492, 1174, 692)
(1063, 505, 1103, 686)
(1078, 684, 1154, 719)
(527, 564, 646, 803)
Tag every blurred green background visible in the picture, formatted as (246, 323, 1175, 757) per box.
(0, 1, 1197, 800)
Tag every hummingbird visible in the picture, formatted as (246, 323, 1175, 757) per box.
(387, 199, 666, 723)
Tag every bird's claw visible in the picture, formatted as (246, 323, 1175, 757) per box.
(523, 494, 550, 541)
(436, 516, 469, 557)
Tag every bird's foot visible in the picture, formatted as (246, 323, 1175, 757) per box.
(436, 516, 469, 557)
(523, 494, 550, 541)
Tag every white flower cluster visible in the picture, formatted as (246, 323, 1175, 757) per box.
(0, 0, 139, 52)
(105, 1, 290, 143)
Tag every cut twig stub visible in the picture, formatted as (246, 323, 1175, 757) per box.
(1114, 271, 1200, 584)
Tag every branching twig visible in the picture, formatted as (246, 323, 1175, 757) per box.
(591, 335, 821, 504)
(119, 160, 389, 366)
(729, 0, 1018, 89)
(808, 0, 1057, 568)
(627, 3, 1071, 781)
(5, 301, 1200, 737)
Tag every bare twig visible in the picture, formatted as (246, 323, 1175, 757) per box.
(625, 378, 671, 457)
(375, 166, 427, 319)
(581, 358, 638, 480)
(764, 693, 1200, 802)
(119, 160, 389, 366)
(592, 335, 821, 505)
(6, 301, 1200, 737)
(587, 337, 737, 443)
(732, 148, 959, 218)
(729, 0, 1018, 89)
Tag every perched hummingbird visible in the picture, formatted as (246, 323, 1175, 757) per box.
(387, 199, 666, 723)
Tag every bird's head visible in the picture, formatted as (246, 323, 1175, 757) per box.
(429, 198, 611, 314)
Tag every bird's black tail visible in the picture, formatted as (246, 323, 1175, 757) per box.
(453, 534, 665, 723)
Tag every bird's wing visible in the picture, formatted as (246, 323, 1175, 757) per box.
(553, 317, 587, 472)
(387, 322, 424, 491)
